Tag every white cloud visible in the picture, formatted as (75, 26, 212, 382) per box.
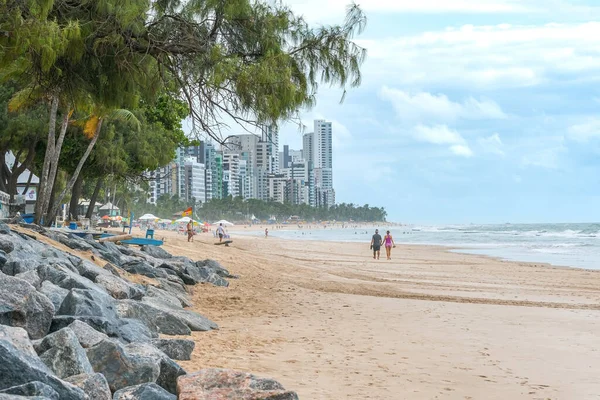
(413, 125, 474, 157)
(379, 87, 506, 122)
(477, 133, 505, 156)
(567, 119, 600, 142)
(355, 22, 600, 89)
(522, 145, 567, 169)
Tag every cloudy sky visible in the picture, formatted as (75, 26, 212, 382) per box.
(276, 0, 600, 224)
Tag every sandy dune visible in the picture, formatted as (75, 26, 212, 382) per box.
(150, 228, 600, 399)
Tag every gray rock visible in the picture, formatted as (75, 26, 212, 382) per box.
(0, 272, 55, 339)
(2, 258, 41, 276)
(176, 369, 298, 400)
(143, 286, 184, 308)
(85, 339, 160, 392)
(141, 300, 217, 332)
(95, 274, 141, 300)
(186, 265, 229, 287)
(156, 279, 191, 307)
(64, 374, 111, 400)
(116, 318, 158, 343)
(113, 383, 176, 400)
(196, 259, 234, 278)
(39, 281, 69, 311)
(37, 264, 107, 294)
(57, 289, 118, 321)
(0, 250, 7, 267)
(141, 246, 172, 260)
(150, 339, 195, 361)
(51, 234, 93, 252)
(15, 270, 41, 289)
(102, 263, 121, 277)
(0, 223, 10, 235)
(72, 261, 111, 282)
(121, 260, 168, 279)
(124, 342, 186, 394)
(0, 237, 15, 254)
(34, 328, 93, 379)
(0, 325, 37, 357)
(0, 382, 59, 399)
(0, 340, 88, 399)
(115, 300, 191, 336)
(66, 320, 108, 349)
(50, 316, 120, 337)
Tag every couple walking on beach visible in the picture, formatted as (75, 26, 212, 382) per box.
(370, 229, 395, 260)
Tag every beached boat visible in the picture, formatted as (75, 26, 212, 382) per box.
(99, 233, 164, 246)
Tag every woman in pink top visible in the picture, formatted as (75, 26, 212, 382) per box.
(383, 230, 396, 260)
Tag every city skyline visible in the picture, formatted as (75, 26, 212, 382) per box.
(148, 119, 337, 210)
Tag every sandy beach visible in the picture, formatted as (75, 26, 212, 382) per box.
(150, 228, 600, 399)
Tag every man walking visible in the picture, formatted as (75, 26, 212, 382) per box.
(370, 229, 382, 260)
(217, 223, 225, 242)
(187, 220, 194, 242)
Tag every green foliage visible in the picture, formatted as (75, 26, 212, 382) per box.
(127, 195, 386, 222)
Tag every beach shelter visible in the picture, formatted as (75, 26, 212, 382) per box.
(158, 219, 172, 224)
(138, 213, 159, 221)
(214, 219, 234, 227)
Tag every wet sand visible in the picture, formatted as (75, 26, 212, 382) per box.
(150, 229, 600, 399)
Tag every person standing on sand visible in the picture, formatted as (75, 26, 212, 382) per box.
(384, 230, 396, 260)
(265, 228, 269, 238)
(370, 229, 382, 260)
(187, 221, 194, 242)
(217, 223, 225, 242)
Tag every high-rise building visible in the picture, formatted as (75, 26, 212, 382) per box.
(223, 152, 240, 198)
(262, 124, 279, 173)
(183, 157, 206, 204)
(313, 119, 334, 208)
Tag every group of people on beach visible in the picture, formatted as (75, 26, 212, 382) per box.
(370, 229, 395, 260)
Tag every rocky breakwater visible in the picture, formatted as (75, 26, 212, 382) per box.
(0, 223, 298, 399)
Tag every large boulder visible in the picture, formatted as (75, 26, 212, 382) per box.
(0, 382, 59, 399)
(143, 286, 185, 308)
(115, 300, 191, 336)
(176, 369, 299, 400)
(72, 261, 112, 282)
(37, 264, 107, 294)
(34, 328, 93, 379)
(14, 268, 41, 288)
(85, 339, 160, 392)
(95, 274, 143, 300)
(113, 383, 176, 400)
(0, 325, 37, 357)
(0, 340, 88, 399)
(141, 246, 172, 260)
(0, 250, 7, 268)
(116, 318, 158, 343)
(39, 281, 69, 311)
(124, 342, 186, 394)
(0, 237, 15, 254)
(50, 316, 120, 337)
(156, 279, 191, 307)
(1, 257, 42, 276)
(121, 260, 168, 279)
(66, 320, 109, 349)
(64, 374, 111, 400)
(0, 272, 55, 339)
(144, 300, 217, 332)
(57, 289, 118, 322)
(150, 339, 195, 361)
(196, 260, 235, 278)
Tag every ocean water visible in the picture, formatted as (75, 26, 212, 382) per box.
(243, 223, 600, 270)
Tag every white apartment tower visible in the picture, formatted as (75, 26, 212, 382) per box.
(313, 120, 334, 207)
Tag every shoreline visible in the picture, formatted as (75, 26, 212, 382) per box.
(150, 229, 600, 399)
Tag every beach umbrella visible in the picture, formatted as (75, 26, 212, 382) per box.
(101, 215, 110, 220)
(158, 218, 172, 224)
(139, 213, 159, 220)
(213, 220, 234, 226)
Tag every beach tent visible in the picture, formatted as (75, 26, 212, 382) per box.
(214, 220, 234, 227)
(175, 216, 193, 223)
(138, 213, 159, 220)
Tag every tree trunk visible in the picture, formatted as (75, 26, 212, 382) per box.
(21, 170, 33, 195)
(47, 118, 103, 225)
(35, 95, 59, 224)
(8, 142, 37, 203)
(39, 109, 70, 223)
(86, 177, 103, 219)
(68, 173, 83, 220)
